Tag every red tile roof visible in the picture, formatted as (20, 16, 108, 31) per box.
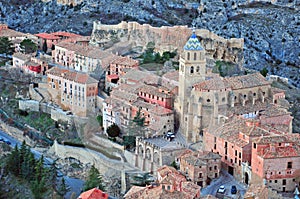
(194, 76, 230, 91)
(78, 188, 108, 199)
(46, 67, 98, 84)
(224, 72, 271, 90)
(35, 33, 60, 40)
(52, 31, 81, 38)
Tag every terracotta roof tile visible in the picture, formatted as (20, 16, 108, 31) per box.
(224, 72, 271, 90)
(46, 67, 98, 84)
(194, 76, 230, 91)
(78, 188, 108, 199)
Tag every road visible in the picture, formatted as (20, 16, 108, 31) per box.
(201, 170, 247, 198)
(0, 130, 84, 198)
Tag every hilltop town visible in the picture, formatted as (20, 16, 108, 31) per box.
(0, 17, 300, 199)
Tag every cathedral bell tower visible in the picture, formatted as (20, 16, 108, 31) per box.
(178, 29, 206, 139)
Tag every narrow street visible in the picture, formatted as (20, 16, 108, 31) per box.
(201, 170, 248, 198)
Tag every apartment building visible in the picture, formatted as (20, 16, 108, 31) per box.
(46, 67, 98, 117)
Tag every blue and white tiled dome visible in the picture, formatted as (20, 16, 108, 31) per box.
(184, 32, 204, 51)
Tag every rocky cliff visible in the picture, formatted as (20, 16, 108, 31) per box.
(90, 21, 244, 68)
(0, 0, 299, 86)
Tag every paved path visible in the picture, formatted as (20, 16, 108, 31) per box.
(201, 170, 248, 198)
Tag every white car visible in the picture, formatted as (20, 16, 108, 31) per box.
(217, 185, 226, 194)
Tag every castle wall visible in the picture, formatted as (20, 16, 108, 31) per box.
(91, 21, 244, 66)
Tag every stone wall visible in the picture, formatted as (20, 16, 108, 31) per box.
(29, 85, 43, 102)
(48, 141, 135, 177)
(0, 120, 35, 147)
(19, 100, 40, 112)
(19, 99, 73, 124)
(90, 21, 244, 66)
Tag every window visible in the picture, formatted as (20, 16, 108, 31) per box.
(225, 142, 227, 148)
(194, 52, 197, 60)
(283, 179, 286, 185)
(214, 166, 217, 170)
(215, 173, 218, 178)
(196, 66, 200, 72)
(199, 173, 202, 178)
(239, 152, 241, 158)
(287, 162, 292, 169)
(275, 180, 277, 183)
(235, 150, 237, 156)
(190, 66, 194, 74)
(253, 143, 257, 149)
(209, 167, 212, 171)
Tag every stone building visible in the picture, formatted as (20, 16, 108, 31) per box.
(12, 53, 49, 75)
(135, 137, 185, 174)
(124, 165, 200, 199)
(46, 67, 98, 117)
(53, 41, 119, 74)
(103, 69, 175, 136)
(105, 56, 139, 91)
(251, 134, 300, 192)
(176, 30, 289, 143)
(178, 150, 222, 187)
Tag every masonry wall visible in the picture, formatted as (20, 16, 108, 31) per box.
(48, 141, 134, 176)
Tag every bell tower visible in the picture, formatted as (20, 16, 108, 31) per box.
(178, 29, 206, 140)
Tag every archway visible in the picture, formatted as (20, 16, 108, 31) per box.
(245, 172, 249, 185)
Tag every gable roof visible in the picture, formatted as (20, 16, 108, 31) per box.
(78, 188, 108, 199)
(224, 73, 270, 90)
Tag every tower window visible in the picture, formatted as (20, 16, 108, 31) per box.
(196, 66, 200, 73)
(194, 52, 197, 60)
(190, 66, 194, 74)
(187, 52, 190, 60)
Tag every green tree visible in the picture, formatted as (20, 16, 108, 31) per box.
(32, 155, 47, 199)
(20, 39, 37, 54)
(124, 108, 146, 149)
(84, 165, 105, 191)
(0, 37, 14, 55)
(260, 67, 269, 77)
(57, 177, 69, 197)
(42, 39, 47, 53)
(107, 123, 121, 138)
(6, 145, 20, 175)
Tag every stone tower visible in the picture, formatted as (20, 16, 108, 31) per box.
(178, 30, 206, 141)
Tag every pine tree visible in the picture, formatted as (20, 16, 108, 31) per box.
(6, 145, 20, 175)
(83, 165, 105, 191)
(42, 39, 47, 53)
(32, 155, 47, 199)
(57, 177, 69, 197)
(48, 159, 58, 190)
(20, 39, 37, 54)
(0, 37, 14, 55)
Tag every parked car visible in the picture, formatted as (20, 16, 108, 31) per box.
(231, 185, 237, 194)
(166, 132, 175, 139)
(217, 185, 226, 194)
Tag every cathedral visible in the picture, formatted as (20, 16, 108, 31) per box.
(176, 30, 287, 143)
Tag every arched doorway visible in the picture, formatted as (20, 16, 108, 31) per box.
(245, 172, 249, 185)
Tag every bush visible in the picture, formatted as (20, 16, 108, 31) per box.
(107, 123, 121, 138)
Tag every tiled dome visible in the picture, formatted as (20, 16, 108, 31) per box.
(183, 32, 204, 51)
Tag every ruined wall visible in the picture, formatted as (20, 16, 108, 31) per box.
(90, 21, 244, 66)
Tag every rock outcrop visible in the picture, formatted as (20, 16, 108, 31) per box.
(90, 21, 244, 68)
(0, 0, 299, 86)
